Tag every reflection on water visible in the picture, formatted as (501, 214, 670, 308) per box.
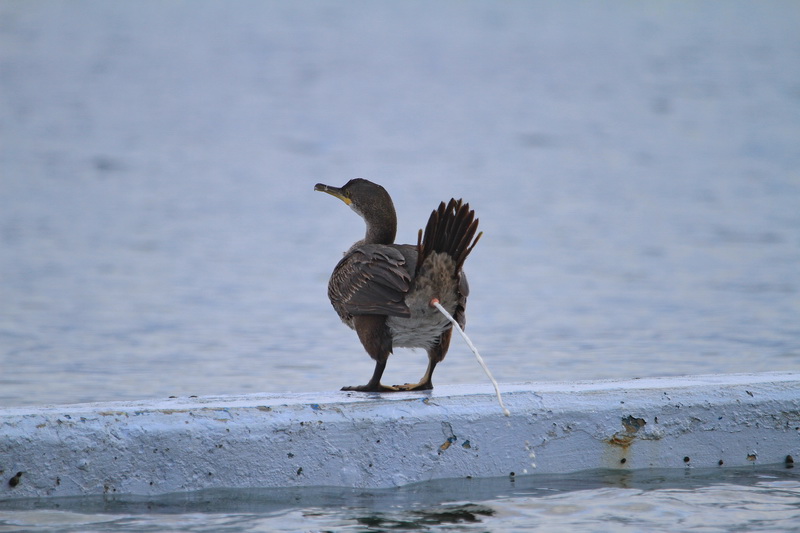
(1, 466, 799, 531)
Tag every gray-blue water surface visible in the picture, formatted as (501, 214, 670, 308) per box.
(1, 466, 799, 532)
(1, 1, 799, 531)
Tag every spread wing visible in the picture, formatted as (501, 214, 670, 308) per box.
(328, 245, 412, 319)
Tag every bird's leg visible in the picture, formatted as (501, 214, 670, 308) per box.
(393, 358, 437, 391)
(342, 315, 399, 392)
(393, 327, 451, 391)
(341, 359, 398, 392)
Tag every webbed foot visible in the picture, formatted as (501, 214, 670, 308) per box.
(392, 380, 433, 391)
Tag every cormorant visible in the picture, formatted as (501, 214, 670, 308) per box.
(314, 178, 481, 392)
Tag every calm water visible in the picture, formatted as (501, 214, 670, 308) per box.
(1, 1, 799, 531)
(1, 467, 800, 532)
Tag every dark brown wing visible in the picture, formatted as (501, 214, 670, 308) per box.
(328, 244, 413, 320)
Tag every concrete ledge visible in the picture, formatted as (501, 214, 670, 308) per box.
(1, 372, 798, 499)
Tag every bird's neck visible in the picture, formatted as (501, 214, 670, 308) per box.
(363, 212, 397, 245)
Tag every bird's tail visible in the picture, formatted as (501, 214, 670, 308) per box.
(416, 198, 482, 275)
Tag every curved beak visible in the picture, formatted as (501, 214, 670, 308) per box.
(314, 183, 351, 205)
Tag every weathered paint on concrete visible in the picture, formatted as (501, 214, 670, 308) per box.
(1, 372, 798, 499)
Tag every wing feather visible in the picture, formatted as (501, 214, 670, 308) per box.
(328, 245, 412, 319)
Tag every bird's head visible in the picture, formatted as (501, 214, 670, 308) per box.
(315, 178, 395, 220)
(314, 178, 397, 244)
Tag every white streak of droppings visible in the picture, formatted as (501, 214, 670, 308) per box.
(431, 299, 510, 416)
